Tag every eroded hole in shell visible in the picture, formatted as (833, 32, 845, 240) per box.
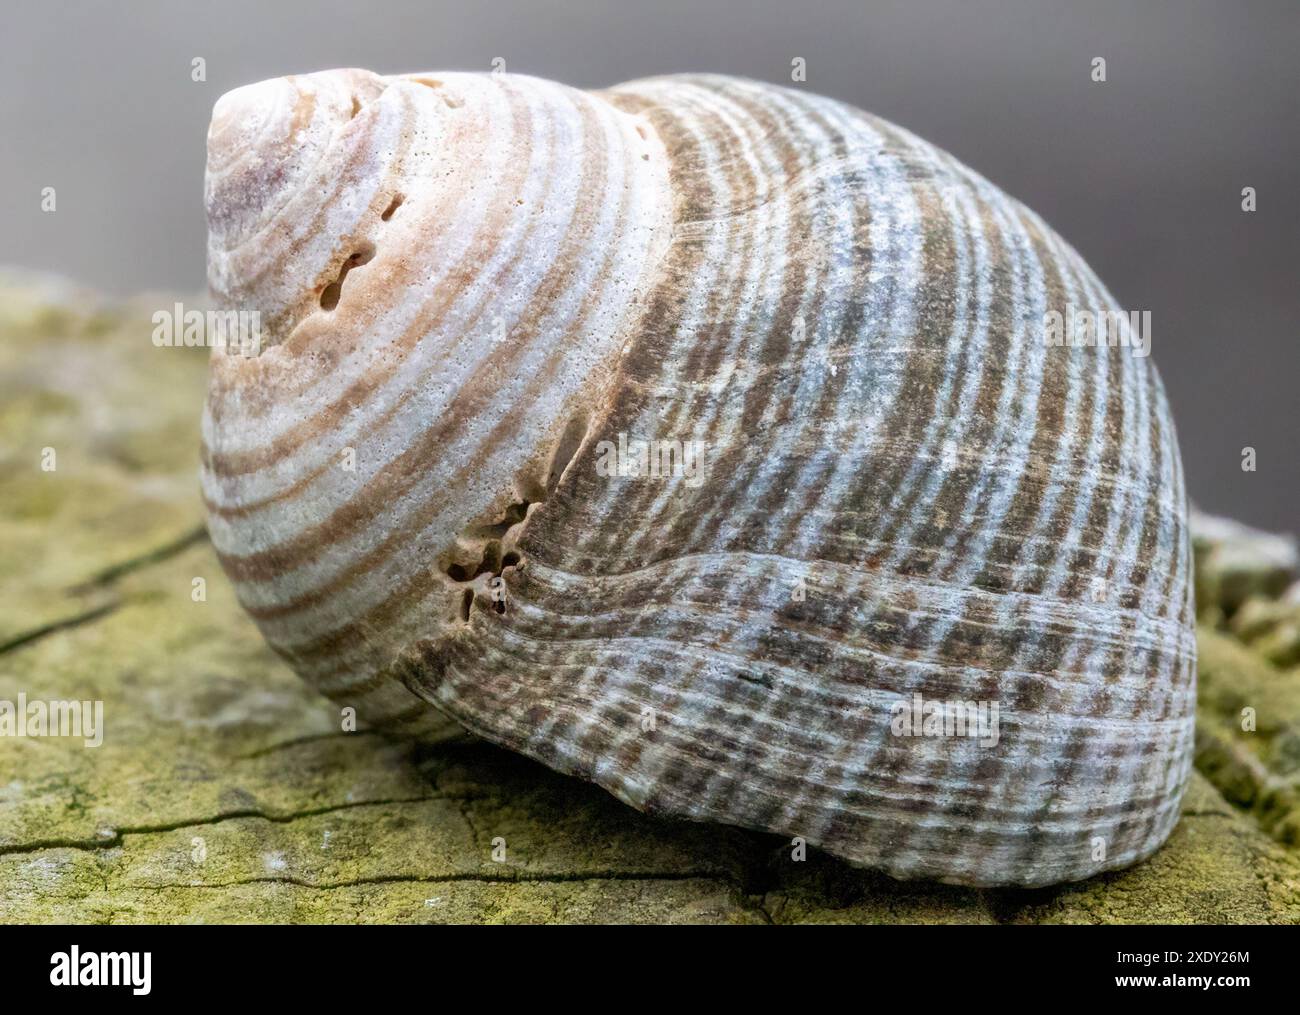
(476, 500, 530, 540)
(443, 413, 591, 623)
(443, 505, 529, 623)
(545, 412, 591, 496)
(444, 525, 522, 581)
(319, 242, 376, 312)
(409, 77, 463, 108)
(380, 194, 404, 221)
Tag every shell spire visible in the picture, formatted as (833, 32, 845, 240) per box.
(202, 69, 1195, 887)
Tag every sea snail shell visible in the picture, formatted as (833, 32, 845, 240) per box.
(201, 69, 1195, 888)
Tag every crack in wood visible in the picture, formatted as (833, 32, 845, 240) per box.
(0, 795, 450, 857)
(131, 871, 741, 891)
(0, 600, 121, 655)
(67, 523, 209, 593)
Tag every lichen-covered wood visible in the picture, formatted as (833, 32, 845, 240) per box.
(1, 274, 1297, 922)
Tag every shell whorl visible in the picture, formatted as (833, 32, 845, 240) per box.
(202, 69, 1195, 887)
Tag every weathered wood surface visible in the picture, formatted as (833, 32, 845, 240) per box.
(1, 274, 1298, 923)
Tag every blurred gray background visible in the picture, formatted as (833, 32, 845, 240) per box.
(1, 0, 1295, 530)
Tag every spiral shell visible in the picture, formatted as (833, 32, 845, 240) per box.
(201, 69, 1195, 887)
